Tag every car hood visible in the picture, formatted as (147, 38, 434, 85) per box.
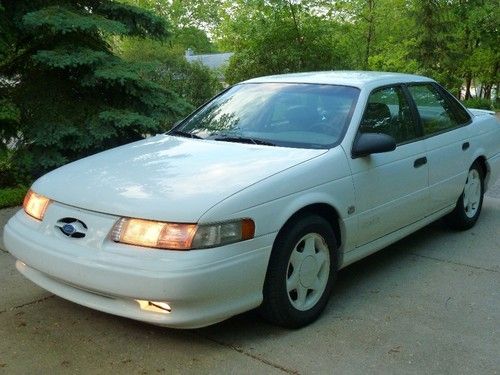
(33, 135, 327, 222)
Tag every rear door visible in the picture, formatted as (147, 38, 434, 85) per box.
(406, 83, 472, 212)
(348, 85, 429, 246)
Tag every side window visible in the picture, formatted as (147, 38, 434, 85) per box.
(359, 86, 419, 144)
(408, 84, 463, 135)
(435, 84, 472, 125)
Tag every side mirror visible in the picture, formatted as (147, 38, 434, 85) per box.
(352, 132, 396, 158)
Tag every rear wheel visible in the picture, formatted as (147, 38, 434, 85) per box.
(260, 215, 337, 328)
(445, 162, 485, 230)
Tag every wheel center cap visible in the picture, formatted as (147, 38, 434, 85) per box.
(299, 256, 317, 287)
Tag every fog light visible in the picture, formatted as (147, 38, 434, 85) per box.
(136, 300, 171, 313)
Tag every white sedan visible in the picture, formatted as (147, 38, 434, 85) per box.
(4, 71, 500, 328)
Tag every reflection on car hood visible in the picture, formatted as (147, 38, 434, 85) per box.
(33, 135, 327, 222)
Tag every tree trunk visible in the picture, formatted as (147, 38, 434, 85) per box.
(483, 84, 491, 100)
(287, 0, 304, 70)
(364, 0, 375, 70)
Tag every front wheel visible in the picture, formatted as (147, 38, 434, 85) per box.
(259, 215, 337, 328)
(445, 162, 485, 230)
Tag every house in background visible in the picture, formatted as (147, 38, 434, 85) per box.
(185, 48, 233, 83)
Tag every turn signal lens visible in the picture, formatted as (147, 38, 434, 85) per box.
(23, 190, 51, 221)
(191, 219, 255, 249)
(112, 218, 196, 250)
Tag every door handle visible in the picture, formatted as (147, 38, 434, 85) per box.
(462, 142, 470, 151)
(414, 157, 427, 168)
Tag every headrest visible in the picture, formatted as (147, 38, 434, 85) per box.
(365, 102, 391, 121)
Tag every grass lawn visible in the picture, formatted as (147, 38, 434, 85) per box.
(0, 186, 27, 208)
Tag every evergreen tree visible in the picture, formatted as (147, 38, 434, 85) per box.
(0, 0, 191, 184)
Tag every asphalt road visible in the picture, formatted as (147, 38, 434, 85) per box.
(0, 181, 499, 374)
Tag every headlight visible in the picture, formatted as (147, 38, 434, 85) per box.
(112, 218, 197, 250)
(23, 190, 51, 221)
(111, 218, 254, 250)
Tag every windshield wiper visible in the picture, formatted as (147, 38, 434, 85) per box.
(169, 129, 202, 139)
(214, 136, 276, 146)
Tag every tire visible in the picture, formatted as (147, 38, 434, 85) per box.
(259, 214, 338, 328)
(445, 161, 485, 230)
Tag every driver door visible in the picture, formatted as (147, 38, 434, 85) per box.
(347, 85, 430, 247)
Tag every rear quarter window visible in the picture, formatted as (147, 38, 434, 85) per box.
(407, 83, 470, 136)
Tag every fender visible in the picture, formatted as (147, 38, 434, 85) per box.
(198, 150, 357, 253)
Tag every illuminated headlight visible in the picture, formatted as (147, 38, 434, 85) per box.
(23, 190, 51, 221)
(112, 218, 255, 250)
(112, 218, 197, 250)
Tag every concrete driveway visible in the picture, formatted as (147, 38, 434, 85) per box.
(1, 183, 499, 374)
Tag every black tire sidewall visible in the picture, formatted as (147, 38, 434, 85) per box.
(447, 162, 485, 230)
(261, 215, 338, 328)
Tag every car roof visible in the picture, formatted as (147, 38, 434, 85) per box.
(243, 71, 434, 89)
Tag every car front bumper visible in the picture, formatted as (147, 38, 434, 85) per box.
(4, 208, 274, 328)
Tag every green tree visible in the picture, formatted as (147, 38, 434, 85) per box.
(219, 0, 350, 84)
(313, 0, 419, 73)
(118, 0, 223, 110)
(409, 0, 499, 99)
(410, 0, 461, 93)
(118, 37, 222, 107)
(452, 0, 499, 100)
(124, 0, 219, 53)
(0, 0, 191, 185)
(116, 0, 223, 108)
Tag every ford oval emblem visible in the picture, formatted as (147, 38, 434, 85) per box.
(62, 223, 77, 236)
(55, 218, 88, 238)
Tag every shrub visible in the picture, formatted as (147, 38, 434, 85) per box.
(0, 186, 27, 208)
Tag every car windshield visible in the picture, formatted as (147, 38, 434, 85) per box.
(173, 83, 360, 149)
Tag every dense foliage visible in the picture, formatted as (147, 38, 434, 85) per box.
(120, 40, 222, 107)
(117, 1, 223, 113)
(123, 0, 218, 53)
(219, 1, 351, 83)
(213, 0, 498, 99)
(0, 186, 27, 208)
(0, 0, 191, 186)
